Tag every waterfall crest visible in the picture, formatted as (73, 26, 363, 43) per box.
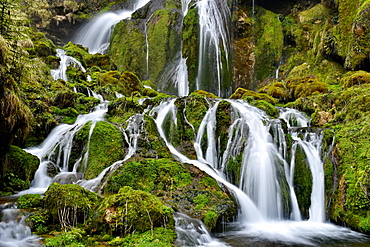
(72, 0, 151, 54)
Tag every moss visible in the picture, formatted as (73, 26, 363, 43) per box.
(258, 81, 290, 103)
(293, 145, 313, 219)
(253, 100, 279, 118)
(182, 7, 200, 91)
(286, 75, 329, 100)
(230, 87, 277, 104)
(74, 121, 125, 179)
(344, 1, 370, 70)
(147, 9, 181, 84)
(1, 145, 39, 192)
(17, 194, 43, 209)
(105, 158, 236, 231)
(108, 227, 176, 247)
(119, 71, 143, 96)
(44, 183, 102, 229)
(254, 7, 284, 81)
(340, 71, 370, 88)
(97, 186, 174, 235)
(109, 20, 146, 79)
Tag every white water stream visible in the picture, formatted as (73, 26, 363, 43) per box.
(72, 0, 151, 54)
(51, 49, 86, 81)
(196, 0, 231, 97)
(0, 204, 41, 247)
(152, 98, 369, 246)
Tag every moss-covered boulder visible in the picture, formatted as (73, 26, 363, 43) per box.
(341, 71, 370, 88)
(289, 82, 370, 232)
(97, 186, 174, 235)
(109, 20, 147, 79)
(254, 7, 284, 82)
(44, 183, 102, 229)
(104, 158, 237, 231)
(74, 121, 125, 179)
(0, 145, 39, 193)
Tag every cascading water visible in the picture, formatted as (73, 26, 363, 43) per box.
(51, 49, 86, 81)
(77, 113, 144, 193)
(175, 213, 229, 247)
(21, 92, 108, 195)
(196, 0, 232, 97)
(151, 98, 369, 246)
(72, 0, 151, 54)
(0, 203, 41, 247)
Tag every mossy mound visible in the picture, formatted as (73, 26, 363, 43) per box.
(74, 121, 125, 179)
(0, 146, 39, 193)
(286, 75, 329, 100)
(104, 158, 237, 230)
(97, 186, 174, 235)
(230, 87, 276, 104)
(341, 71, 370, 88)
(44, 183, 102, 229)
(258, 81, 290, 103)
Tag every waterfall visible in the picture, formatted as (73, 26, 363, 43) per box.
(77, 113, 144, 193)
(51, 49, 86, 81)
(21, 92, 108, 195)
(175, 213, 229, 247)
(196, 0, 231, 97)
(0, 204, 41, 247)
(72, 0, 151, 54)
(151, 98, 369, 245)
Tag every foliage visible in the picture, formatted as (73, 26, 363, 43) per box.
(0, 145, 39, 192)
(45, 228, 86, 247)
(108, 227, 176, 247)
(17, 194, 43, 209)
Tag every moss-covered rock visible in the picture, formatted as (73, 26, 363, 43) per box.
(104, 158, 237, 231)
(340, 71, 370, 88)
(74, 121, 125, 179)
(109, 20, 147, 79)
(254, 7, 284, 82)
(0, 146, 39, 192)
(97, 186, 174, 235)
(44, 183, 102, 229)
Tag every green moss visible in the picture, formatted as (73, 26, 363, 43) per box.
(147, 9, 181, 85)
(75, 121, 125, 179)
(109, 21, 146, 78)
(108, 227, 176, 247)
(105, 158, 236, 231)
(17, 194, 43, 209)
(230, 87, 276, 104)
(293, 145, 313, 219)
(119, 71, 143, 96)
(105, 158, 193, 194)
(44, 183, 102, 229)
(182, 7, 200, 91)
(1, 145, 39, 192)
(258, 81, 290, 103)
(254, 7, 284, 81)
(98, 186, 174, 235)
(340, 71, 370, 88)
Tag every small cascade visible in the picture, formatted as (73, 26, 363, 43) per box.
(72, 0, 151, 54)
(51, 49, 86, 81)
(151, 98, 369, 245)
(77, 113, 144, 193)
(0, 204, 41, 247)
(175, 213, 229, 247)
(196, 0, 231, 97)
(22, 91, 108, 195)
